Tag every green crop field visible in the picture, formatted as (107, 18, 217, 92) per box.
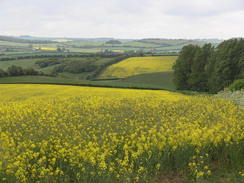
(0, 59, 42, 70)
(121, 72, 176, 90)
(0, 76, 175, 90)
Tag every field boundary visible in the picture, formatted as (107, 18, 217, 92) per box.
(0, 79, 206, 96)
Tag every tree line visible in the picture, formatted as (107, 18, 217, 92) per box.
(0, 35, 56, 44)
(0, 52, 127, 62)
(0, 66, 43, 77)
(173, 38, 244, 93)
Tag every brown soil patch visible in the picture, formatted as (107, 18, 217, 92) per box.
(152, 172, 186, 183)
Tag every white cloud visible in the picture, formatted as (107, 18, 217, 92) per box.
(0, 0, 244, 39)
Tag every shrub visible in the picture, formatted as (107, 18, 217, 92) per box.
(52, 61, 98, 74)
(7, 65, 25, 76)
(0, 68, 7, 77)
(35, 59, 61, 68)
(229, 79, 244, 91)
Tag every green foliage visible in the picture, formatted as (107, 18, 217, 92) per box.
(52, 61, 98, 74)
(35, 59, 62, 68)
(173, 45, 209, 90)
(24, 67, 42, 75)
(0, 35, 56, 44)
(0, 68, 7, 77)
(105, 40, 122, 44)
(121, 72, 176, 90)
(0, 52, 97, 61)
(7, 65, 25, 76)
(208, 39, 244, 92)
(173, 38, 244, 93)
(229, 79, 244, 91)
(0, 65, 43, 77)
(188, 44, 213, 92)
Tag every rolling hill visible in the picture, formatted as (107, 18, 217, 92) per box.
(0, 35, 223, 53)
(99, 56, 177, 78)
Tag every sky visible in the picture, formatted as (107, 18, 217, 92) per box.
(0, 0, 244, 39)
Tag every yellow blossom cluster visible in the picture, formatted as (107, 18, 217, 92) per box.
(188, 153, 211, 180)
(0, 84, 243, 183)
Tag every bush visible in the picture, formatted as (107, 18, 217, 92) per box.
(1, 65, 43, 77)
(35, 59, 61, 68)
(0, 68, 7, 77)
(229, 79, 244, 91)
(52, 61, 98, 74)
(24, 68, 43, 76)
(105, 40, 122, 44)
(7, 65, 25, 76)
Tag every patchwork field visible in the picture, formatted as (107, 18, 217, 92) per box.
(0, 84, 243, 183)
(33, 47, 57, 51)
(99, 56, 177, 78)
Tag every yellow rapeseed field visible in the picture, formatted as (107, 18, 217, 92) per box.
(0, 84, 243, 183)
(33, 47, 57, 51)
(99, 56, 177, 78)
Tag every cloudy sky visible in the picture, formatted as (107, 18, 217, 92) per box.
(0, 0, 244, 39)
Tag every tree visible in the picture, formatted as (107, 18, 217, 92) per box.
(57, 46, 65, 52)
(7, 65, 24, 76)
(0, 69, 7, 77)
(173, 38, 244, 93)
(208, 39, 244, 92)
(188, 44, 213, 91)
(105, 40, 122, 44)
(173, 45, 199, 90)
(24, 68, 41, 75)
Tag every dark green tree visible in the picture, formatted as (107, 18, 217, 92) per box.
(188, 44, 213, 91)
(0, 69, 7, 77)
(208, 39, 244, 92)
(173, 38, 244, 93)
(173, 45, 199, 90)
(7, 65, 25, 76)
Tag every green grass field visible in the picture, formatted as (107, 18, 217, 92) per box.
(0, 59, 42, 70)
(0, 76, 177, 91)
(121, 72, 176, 90)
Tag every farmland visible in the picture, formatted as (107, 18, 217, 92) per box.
(0, 55, 178, 90)
(0, 84, 243, 183)
(0, 0, 243, 182)
(0, 36, 243, 183)
(0, 36, 221, 55)
(0, 56, 116, 79)
(121, 72, 176, 90)
(99, 56, 177, 78)
(33, 47, 57, 51)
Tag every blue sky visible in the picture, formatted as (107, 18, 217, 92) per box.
(0, 0, 244, 39)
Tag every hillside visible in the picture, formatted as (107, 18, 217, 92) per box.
(99, 56, 177, 78)
(0, 84, 243, 183)
(0, 35, 222, 54)
(0, 55, 178, 90)
(121, 72, 176, 90)
(0, 35, 56, 44)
